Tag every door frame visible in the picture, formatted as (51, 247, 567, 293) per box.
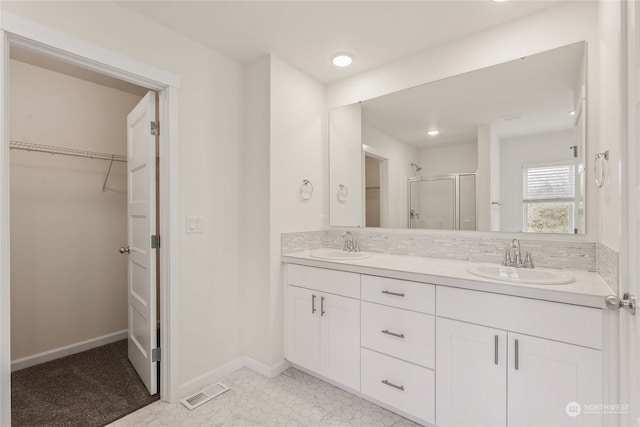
(0, 12, 182, 425)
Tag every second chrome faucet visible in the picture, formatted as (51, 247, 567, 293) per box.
(502, 238, 534, 269)
(341, 231, 360, 252)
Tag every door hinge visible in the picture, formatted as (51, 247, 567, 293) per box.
(151, 234, 161, 249)
(151, 121, 160, 136)
(152, 347, 161, 362)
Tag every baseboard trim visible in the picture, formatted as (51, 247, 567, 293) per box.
(176, 357, 291, 401)
(243, 356, 291, 378)
(11, 329, 128, 372)
(177, 357, 246, 401)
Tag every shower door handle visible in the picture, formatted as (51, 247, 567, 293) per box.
(119, 246, 130, 254)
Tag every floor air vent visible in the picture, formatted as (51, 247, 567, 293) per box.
(181, 382, 230, 410)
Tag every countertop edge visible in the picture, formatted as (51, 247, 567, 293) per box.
(282, 254, 613, 309)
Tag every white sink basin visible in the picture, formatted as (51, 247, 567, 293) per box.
(309, 249, 371, 261)
(467, 264, 574, 285)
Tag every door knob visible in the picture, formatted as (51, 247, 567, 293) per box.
(119, 246, 130, 254)
(605, 293, 636, 315)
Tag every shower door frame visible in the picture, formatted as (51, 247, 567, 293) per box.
(407, 173, 477, 230)
(0, 12, 182, 425)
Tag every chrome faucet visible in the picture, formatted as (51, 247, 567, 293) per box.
(341, 231, 360, 252)
(502, 238, 534, 268)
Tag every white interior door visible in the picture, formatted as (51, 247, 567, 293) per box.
(126, 91, 157, 395)
(623, 0, 640, 423)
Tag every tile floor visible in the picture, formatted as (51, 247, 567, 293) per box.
(109, 367, 421, 426)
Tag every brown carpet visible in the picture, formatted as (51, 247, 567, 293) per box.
(11, 339, 159, 427)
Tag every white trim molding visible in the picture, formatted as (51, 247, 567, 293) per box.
(0, 12, 181, 425)
(177, 357, 292, 402)
(11, 330, 128, 372)
(0, 28, 11, 427)
(243, 357, 291, 379)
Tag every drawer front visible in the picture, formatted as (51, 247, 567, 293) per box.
(286, 264, 360, 298)
(361, 302, 435, 368)
(361, 275, 435, 314)
(437, 286, 603, 349)
(361, 348, 435, 425)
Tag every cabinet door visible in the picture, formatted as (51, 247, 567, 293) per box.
(508, 333, 602, 427)
(285, 286, 321, 372)
(321, 293, 360, 390)
(436, 318, 507, 427)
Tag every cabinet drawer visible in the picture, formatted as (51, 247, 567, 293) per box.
(437, 286, 603, 349)
(361, 275, 434, 314)
(362, 302, 434, 368)
(287, 264, 360, 298)
(361, 348, 435, 425)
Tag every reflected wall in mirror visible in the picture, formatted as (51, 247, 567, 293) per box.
(329, 41, 587, 234)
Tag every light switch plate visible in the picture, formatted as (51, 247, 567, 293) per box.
(186, 215, 204, 234)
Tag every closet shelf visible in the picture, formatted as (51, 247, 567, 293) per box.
(9, 140, 127, 163)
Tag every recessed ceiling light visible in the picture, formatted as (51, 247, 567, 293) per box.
(332, 53, 353, 67)
(569, 110, 576, 116)
(426, 129, 440, 136)
(493, 0, 508, 2)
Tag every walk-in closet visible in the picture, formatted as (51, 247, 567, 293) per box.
(8, 47, 158, 426)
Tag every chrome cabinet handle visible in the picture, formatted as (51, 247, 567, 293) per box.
(381, 329, 405, 339)
(321, 296, 325, 316)
(495, 335, 499, 365)
(119, 246, 130, 254)
(515, 339, 519, 370)
(381, 379, 405, 391)
(311, 294, 316, 314)
(381, 290, 405, 297)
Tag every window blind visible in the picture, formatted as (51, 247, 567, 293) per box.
(523, 164, 575, 202)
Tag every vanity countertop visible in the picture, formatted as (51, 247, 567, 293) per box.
(282, 250, 614, 309)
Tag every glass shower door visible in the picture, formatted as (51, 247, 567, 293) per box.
(409, 177, 456, 230)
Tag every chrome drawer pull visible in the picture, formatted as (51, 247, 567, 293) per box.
(494, 335, 498, 365)
(311, 294, 316, 314)
(381, 329, 405, 339)
(321, 296, 325, 316)
(381, 379, 405, 391)
(515, 339, 519, 371)
(381, 290, 405, 297)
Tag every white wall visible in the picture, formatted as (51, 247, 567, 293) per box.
(477, 125, 491, 232)
(240, 57, 271, 367)
(418, 142, 477, 177)
(241, 55, 326, 368)
(326, 1, 599, 240)
(9, 59, 141, 360)
(597, 0, 623, 250)
(1, 1, 245, 387)
(269, 55, 326, 365)
(500, 130, 575, 232)
(362, 124, 418, 228)
(329, 103, 362, 226)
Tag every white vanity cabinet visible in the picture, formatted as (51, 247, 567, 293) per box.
(283, 260, 608, 427)
(284, 265, 361, 390)
(436, 286, 604, 427)
(360, 275, 436, 425)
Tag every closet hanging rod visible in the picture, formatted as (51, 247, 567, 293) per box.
(9, 140, 127, 163)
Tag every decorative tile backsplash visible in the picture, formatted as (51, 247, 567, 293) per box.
(280, 230, 325, 254)
(282, 229, 598, 272)
(597, 242, 619, 293)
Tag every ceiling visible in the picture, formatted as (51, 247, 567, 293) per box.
(362, 41, 585, 148)
(118, 0, 568, 84)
